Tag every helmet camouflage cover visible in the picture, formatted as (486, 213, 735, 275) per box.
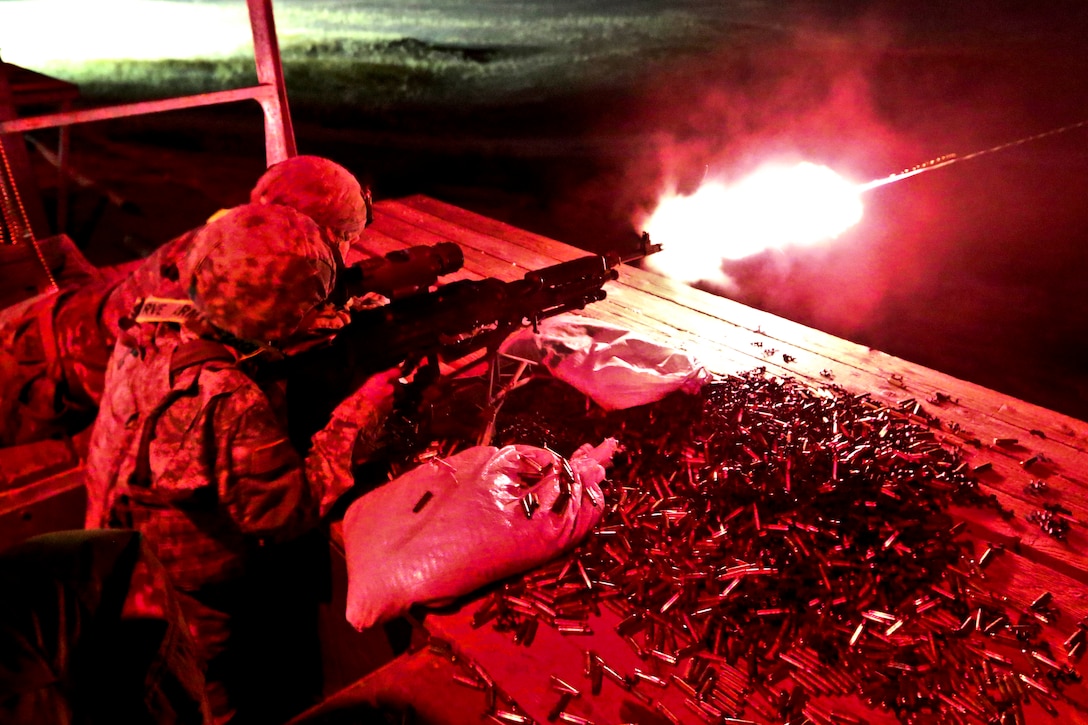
(249, 155, 370, 245)
(183, 203, 336, 343)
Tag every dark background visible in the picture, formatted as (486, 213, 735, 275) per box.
(27, 0, 1088, 422)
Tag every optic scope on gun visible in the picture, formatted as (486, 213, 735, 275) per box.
(340, 241, 464, 299)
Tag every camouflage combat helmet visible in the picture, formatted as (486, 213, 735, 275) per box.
(249, 155, 371, 256)
(183, 203, 336, 344)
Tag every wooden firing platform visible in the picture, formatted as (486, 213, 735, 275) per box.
(313, 194, 1088, 725)
(2, 193, 1086, 724)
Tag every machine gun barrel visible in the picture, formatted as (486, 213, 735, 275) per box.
(285, 235, 659, 447)
(329, 252, 620, 370)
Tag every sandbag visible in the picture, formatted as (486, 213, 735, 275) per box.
(500, 313, 709, 410)
(343, 439, 617, 631)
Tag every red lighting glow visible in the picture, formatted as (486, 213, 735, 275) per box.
(641, 162, 863, 284)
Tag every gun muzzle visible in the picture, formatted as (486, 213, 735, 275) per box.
(616, 231, 663, 264)
(342, 241, 465, 299)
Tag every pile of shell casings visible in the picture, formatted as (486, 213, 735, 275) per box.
(466, 370, 1084, 724)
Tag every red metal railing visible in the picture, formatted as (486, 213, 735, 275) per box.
(0, 0, 296, 165)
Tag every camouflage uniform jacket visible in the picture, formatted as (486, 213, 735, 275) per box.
(0, 230, 199, 446)
(84, 322, 380, 592)
(0, 284, 114, 445)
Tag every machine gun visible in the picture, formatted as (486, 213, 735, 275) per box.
(285, 233, 661, 447)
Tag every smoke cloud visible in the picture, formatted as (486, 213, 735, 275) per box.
(559, 1, 1088, 418)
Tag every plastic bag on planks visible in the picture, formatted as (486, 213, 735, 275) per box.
(342, 439, 618, 631)
(499, 313, 709, 411)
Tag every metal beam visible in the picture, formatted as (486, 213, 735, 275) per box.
(0, 0, 296, 164)
(0, 60, 49, 240)
(247, 0, 297, 164)
(0, 86, 280, 134)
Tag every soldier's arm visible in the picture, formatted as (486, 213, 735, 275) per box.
(219, 378, 318, 543)
(305, 366, 400, 516)
(219, 367, 398, 540)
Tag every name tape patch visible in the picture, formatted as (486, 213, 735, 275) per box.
(134, 296, 201, 324)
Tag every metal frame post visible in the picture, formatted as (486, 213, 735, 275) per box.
(0, 59, 50, 239)
(0, 0, 297, 192)
(247, 0, 296, 164)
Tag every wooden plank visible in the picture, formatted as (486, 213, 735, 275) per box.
(0, 438, 81, 492)
(0, 469, 86, 551)
(6, 63, 80, 106)
(287, 643, 494, 725)
(364, 212, 521, 283)
(612, 265, 1088, 463)
(331, 196, 1088, 724)
(376, 198, 577, 273)
(397, 194, 586, 263)
(0, 466, 83, 514)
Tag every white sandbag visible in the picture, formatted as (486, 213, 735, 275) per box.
(500, 314, 709, 410)
(343, 439, 617, 631)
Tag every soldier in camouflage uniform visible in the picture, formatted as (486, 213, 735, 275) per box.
(0, 155, 372, 447)
(84, 203, 397, 723)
